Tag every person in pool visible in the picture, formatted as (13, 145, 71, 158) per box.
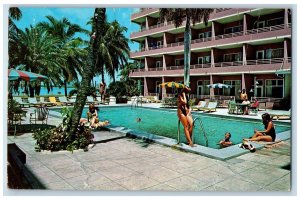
(177, 85, 194, 147)
(219, 132, 232, 147)
(244, 113, 276, 142)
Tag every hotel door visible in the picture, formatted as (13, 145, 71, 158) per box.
(197, 86, 203, 98)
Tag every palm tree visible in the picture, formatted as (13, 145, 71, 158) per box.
(9, 7, 22, 32)
(68, 8, 106, 135)
(159, 8, 214, 87)
(37, 16, 89, 96)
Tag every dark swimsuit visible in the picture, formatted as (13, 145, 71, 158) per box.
(178, 94, 190, 116)
(265, 122, 276, 142)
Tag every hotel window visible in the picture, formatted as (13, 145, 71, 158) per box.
(199, 33, 204, 39)
(198, 57, 203, 64)
(256, 50, 265, 59)
(224, 25, 242, 34)
(267, 17, 284, 26)
(175, 37, 184, 43)
(223, 80, 241, 97)
(204, 56, 211, 64)
(157, 41, 162, 47)
(256, 21, 265, 28)
(203, 80, 210, 95)
(175, 59, 184, 66)
(265, 79, 284, 98)
(156, 61, 161, 68)
(198, 31, 212, 39)
(266, 48, 284, 59)
(224, 52, 242, 62)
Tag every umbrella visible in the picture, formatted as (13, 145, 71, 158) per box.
(207, 83, 232, 95)
(8, 68, 48, 82)
(159, 81, 185, 88)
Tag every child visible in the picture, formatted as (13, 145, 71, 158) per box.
(219, 132, 232, 147)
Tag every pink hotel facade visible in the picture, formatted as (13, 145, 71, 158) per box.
(129, 8, 292, 100)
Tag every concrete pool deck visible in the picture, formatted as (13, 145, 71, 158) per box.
(5, 103, 292, 192)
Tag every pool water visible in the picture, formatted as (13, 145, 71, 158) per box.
(82, 106, 290, 149)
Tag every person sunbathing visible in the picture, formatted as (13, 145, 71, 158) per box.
(80, 118, 110, 129)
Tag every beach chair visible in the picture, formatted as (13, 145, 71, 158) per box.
(96, 96, 102, 104)
(58, 96, 73, 106)
(49, 96, 61, 106)
(13, 97, 30, 108)
(228, 101, 237, 114)
(30, 106, 49, 127)
(269, 109, 291, 120)
(201, 102, 217, 112)
(28, 97, 43, 107)
(39, 97, 55, 107)
(193, 101, 207, 111)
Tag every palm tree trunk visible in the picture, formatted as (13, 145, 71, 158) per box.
(184, 16, 191, 87)
(64, 79, 68, 96)
(101, 66, 105, 85)
(69, 8, 105, 135)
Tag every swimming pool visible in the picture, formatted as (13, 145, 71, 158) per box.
(82, 106, 290, 149)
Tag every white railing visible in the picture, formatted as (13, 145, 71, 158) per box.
(190, 63, 211, 69)
(166, 65, 184, 70)
(167, 41, 184, 48)
(245, 24, 286, 35)
(191, 37, 212, 44)
(214, 61, 243, 67)
(215, 31, 244, 40)
(148, 23, 165, 30)
(246, 58, 284, 65)
(148, 67, 163, 71)
(148, 45, 164, 50)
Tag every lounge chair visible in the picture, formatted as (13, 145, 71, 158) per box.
(228, 101, 237, 114)
(13, 97, 30, 108)
(269, 109, 291, 120)
(248, 100, 259, 115)
(58, 96, 73, 106)
(30, 106, 49, 127)
(40, 97, 55, 107)
(28, 97, 43, 107)
(49, 96, 61, 106)
(201, 102, 217, 112)
(193, 101, 207, 111)
(96, 96, 102, 104)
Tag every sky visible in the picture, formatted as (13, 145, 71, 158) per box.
(13, 7, 140, 86)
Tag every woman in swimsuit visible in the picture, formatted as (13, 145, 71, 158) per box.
(177, 86, 194, 147)
(244, 113, 276, 142)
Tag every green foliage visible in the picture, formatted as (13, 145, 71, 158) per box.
(33, 107, 94, 152)
(107, 79, 139, 103)
(8, 100, 23, 114)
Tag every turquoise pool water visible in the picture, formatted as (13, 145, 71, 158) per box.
(82, 106, 290, 149)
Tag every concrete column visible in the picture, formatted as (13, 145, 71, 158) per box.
(243, 44, 247, 65)
(243, 14, 247, 35)
(211, 21, 215, 40)
(164, 18, 167, 26)
(143, 77, 148, 96)
(163, 33, 167, 48)
(241, 73, 246, 90)
(162, 76, 166, 99)
(209, 74, 214, 98)
(145, 16, 149, 29)
(144, 57, 149, 71)
(284, 8, 289, 28)
(163, 54, 167, 71)
(211, 48, 215, 67)
(284, 39, 288, 64)
(145, 37, 149, 51)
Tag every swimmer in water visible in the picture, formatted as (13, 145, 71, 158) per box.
(136, 118, 141, 122)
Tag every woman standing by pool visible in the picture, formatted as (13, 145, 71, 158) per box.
(177, 86, 194, 147)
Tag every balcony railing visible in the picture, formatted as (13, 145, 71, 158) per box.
(132, 68, 145, 72)
(214, 61, 243, 67)
(166, 65, 184, 70)
(148, 23, 165, 30)
(215, 8, 231, 13)
(132, 23, 290, 54)
(190, 63, 211, 69)
(148, 67, 163, 71)
(246, 58, 286, 65)
(148, 45, 164, 50)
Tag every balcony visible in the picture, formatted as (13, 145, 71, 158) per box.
(130, 8, 251, 39)
(130, 23, 291, 58)
(131, 8, 159, 21)
(129, 58, 291, 77)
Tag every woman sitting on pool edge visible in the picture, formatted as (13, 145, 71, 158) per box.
(177, 85, 194, 147)
(244, 113, 276, 142)
(80, 118, 110, 129)
(219, 132, 232, 147)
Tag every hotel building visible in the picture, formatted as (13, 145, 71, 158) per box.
(129, 8, 292, 100)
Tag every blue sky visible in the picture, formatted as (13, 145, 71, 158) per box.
(13, 7, 140, 85)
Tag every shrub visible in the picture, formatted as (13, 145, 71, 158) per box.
(33, 107, 94, 152)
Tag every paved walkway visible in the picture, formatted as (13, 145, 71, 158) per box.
(6, 104, 291, 192)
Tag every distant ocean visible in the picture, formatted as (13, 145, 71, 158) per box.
(12, 86, 75, 96)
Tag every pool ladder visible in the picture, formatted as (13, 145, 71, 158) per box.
(131, 96, 142, 109)
(177, 116, 208, 147)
